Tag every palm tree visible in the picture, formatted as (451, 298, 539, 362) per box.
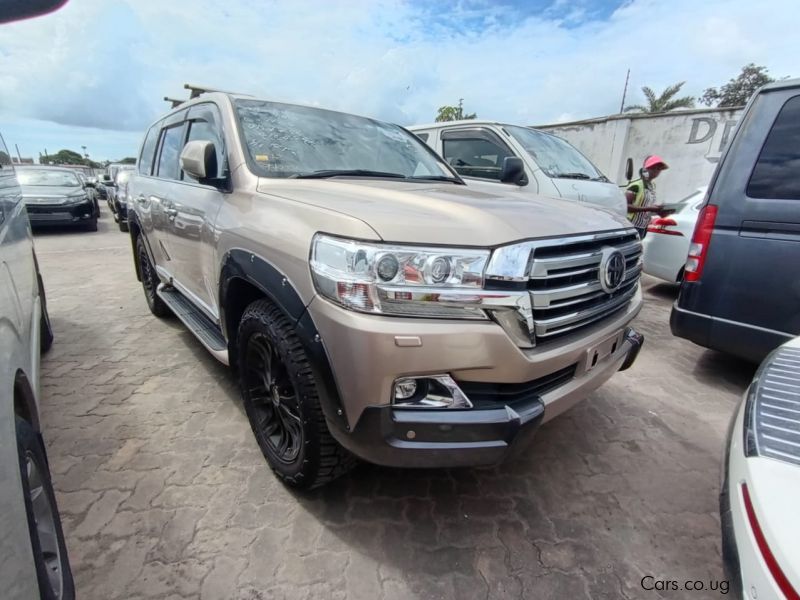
(625, 82, 695, 113)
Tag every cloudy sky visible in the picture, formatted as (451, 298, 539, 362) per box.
(0, 0, 795, 161)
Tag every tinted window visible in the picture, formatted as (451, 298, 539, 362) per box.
(139, 125, 160, 175)
(235, 99, 449, 179)
(185, 106, 225, 180)
(747, 95, 800, 200)
(415, 132, 429, 142)
(156, 125, 185, 180)
(442, 136, 513, 180)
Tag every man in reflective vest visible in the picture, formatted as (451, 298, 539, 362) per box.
(626, 155, 670, 239)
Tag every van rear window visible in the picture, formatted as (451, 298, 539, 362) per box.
(747, 95, 800, 200)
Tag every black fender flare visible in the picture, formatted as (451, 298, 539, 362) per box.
(127, 212, 160, 284)
(218, 249, 350, 431)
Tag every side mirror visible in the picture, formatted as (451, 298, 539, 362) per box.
(0, 0, 67, 25)
(625, 157, 634, 182)
(102, 175, 112, 183)
(500, 156, 525, 185)
(180, 140, 217, 182)
(85, 181, 95, 188)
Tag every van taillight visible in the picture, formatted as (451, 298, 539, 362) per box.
(684, 204, 718, 282)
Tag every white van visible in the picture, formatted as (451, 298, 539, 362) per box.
(409, 120, 627, 216)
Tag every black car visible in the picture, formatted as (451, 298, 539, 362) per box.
(671, 78, 800, 362)
(16, 166, 98, 231)
(106, 167, 135, 232)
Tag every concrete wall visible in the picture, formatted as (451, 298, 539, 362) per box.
(538, 107, 744, 203)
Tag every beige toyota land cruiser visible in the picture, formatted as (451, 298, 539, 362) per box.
(127, 89, 644, 489)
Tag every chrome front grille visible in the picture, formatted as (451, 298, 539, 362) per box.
(526, 231, 641, 341)
(482, 228, 643, 347)
(753, 346, 800, 466)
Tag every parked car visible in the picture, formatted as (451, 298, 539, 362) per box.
(671, 79, 800, 362)
(127, 92, 644, 489)
(15, 165, 98, 231)
(409, 120, 627, 216)
(0, 134, 74, 599)
(642, 186, 707, 283)
(72, 171, 101, 218)
(107, 167, 135, 231)
(721, 336, 800, 600)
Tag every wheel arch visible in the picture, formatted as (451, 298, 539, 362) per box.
(127, 212, 153, 283)
(218, 250, 349, 430)
(13, 370, 40, 431)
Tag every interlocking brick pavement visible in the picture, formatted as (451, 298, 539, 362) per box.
(32, 216, 755, 599)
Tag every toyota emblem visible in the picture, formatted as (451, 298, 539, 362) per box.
(599, 248, 626, 293)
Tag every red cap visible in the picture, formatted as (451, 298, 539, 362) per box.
(644, 155, 668, 170)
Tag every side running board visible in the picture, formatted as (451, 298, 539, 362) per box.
(157, 285, 229, 365)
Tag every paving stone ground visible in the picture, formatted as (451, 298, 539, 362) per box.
(32, 214, 755, 600)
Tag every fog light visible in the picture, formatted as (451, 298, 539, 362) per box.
(394, 378, 418, 400)
(392, 375, 472, 409)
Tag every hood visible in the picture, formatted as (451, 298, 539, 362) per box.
(21, 184, 85, 203)
(256, 179, 631, 247)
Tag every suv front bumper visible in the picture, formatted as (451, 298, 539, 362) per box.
(307, 290, 643, 468)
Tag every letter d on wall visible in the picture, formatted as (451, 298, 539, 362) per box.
(687, 118, 716, 144)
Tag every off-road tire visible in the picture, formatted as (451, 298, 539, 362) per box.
(238, 299, 356, 489)
(16, 417, 75, 600)
(135, 235, 170, 318)
(85, 218, 98, 232)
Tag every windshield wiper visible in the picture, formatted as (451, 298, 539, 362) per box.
(291, 169, 407, 180)
(408, 175, 464, 184)
(551, 172, 593, 180)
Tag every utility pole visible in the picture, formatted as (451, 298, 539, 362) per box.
(619, 69, 630, 114)
(458, 98, 464, 120)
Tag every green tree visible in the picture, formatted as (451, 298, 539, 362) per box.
(624, 82, 695, 113)
(435, 99, 477, 122)
(700, 64, 775, 108)
(41, 149, 102, 168)
(119, 157, 137, 165)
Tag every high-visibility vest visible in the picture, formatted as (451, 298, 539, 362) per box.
(626, 178, 647, 221)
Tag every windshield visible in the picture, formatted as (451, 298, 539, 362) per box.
(506, 126, 604, 180)
(235, 99, 452, 179)
(17, 169, 81, 187)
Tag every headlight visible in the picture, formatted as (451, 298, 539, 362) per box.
(310, 234, 490, 319)
(65, 193, 89, 204)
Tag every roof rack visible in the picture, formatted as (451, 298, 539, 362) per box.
(164, 84, 254, 107)
(164, 96, 184, 108)
(184, 83, 253, 98)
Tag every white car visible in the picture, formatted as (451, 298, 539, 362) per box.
(409, 120, 628, 216)
(641, 186, 707, 283)
(721, 336, 800, 599)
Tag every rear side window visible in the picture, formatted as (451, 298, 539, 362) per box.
(156, 124, 186, 180)
(415, 132, 429, 143)
(138, 125, 160, 175)
(747, 95, 800, 200)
